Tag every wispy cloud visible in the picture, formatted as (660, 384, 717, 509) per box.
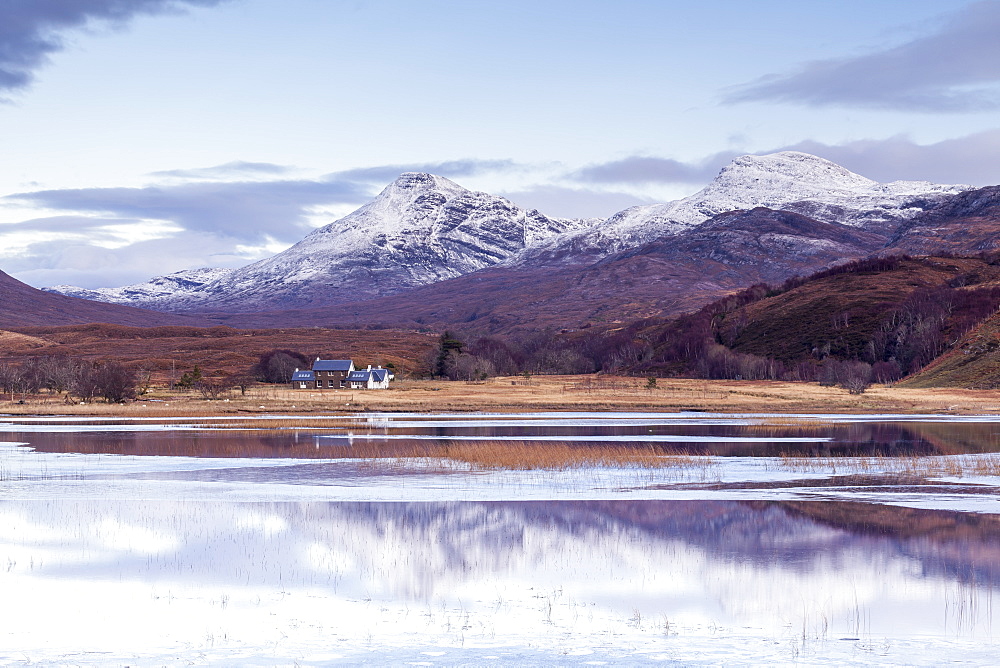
(724, 1, 1000, 112)
(6, 178, 370, 245)
(499, 186, 655, 219)
(0, 0, 230, 94)
(149, 161, 297, 180)
(4, 231, 256, 289)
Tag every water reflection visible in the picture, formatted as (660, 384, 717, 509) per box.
(2, 499, 998, 659)
(4, 414, 1000, 458)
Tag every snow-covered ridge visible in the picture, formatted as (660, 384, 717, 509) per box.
(590, 151, 969, 249)
(44, 268, 234, 307)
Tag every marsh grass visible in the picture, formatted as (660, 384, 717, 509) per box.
(745, 418, 834, 435)
(417, 440, 711, 471)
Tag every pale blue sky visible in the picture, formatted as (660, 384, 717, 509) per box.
(2, 0, 999, 288)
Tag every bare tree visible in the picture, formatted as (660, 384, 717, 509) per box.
(196, 378, 230, 400)
(94, 362, 137, 403)
(225, 371, 256, 396)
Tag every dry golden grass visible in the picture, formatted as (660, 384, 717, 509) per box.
(423, 440, 709, 471)
(3, 374, 1000, 416)
(0, 330, 49, 349)
(744, 417, 834, 433)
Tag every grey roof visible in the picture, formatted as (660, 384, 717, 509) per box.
(313, 359, 353, 372)
(291, 370, 315, 381)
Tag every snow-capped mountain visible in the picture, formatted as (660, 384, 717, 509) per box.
(157, 172, 595, 311)
(44, 152, 972, 315)
(585, 151, 968, 251)
(44, 268, 234, 309)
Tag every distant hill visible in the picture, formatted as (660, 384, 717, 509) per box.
(0, 270, 208, 328)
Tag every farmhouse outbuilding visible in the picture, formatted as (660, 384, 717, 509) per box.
(291, 360, 393, 390)
(345, 366, 394, 390)
(290, 369, 316, 389)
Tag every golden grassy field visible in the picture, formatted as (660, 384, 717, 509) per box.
(4, 374, 1000, 416)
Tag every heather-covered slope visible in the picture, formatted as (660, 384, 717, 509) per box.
(718, 257, 1000, 364)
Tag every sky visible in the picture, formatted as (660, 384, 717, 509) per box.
(2, 0, 1000, 289)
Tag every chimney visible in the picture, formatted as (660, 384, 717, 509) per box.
(367, 364, 372, 371)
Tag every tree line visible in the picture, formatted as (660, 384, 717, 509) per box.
(0, 357, 144, 403)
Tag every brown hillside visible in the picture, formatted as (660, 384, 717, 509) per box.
(721, 257, 1000, 364)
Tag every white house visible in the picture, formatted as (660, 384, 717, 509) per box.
(345, 365, 394, 389)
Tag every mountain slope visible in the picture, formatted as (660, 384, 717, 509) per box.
(622, 255, 1000, 380)
(44, 268, 233, 309)
(716, 256, 1000, 365)
(0, 270, 208, 328)
(885, 185, 1000, 256)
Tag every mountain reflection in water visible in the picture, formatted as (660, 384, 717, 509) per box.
(4, 500, 998, 640)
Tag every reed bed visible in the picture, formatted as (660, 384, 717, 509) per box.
(417, 440, 712, 471)
(744, 418, 835, 433)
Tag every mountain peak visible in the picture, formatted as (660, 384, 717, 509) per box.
(381, 172, 467, 199)
(595, 151, 969, 248)
(714, 151, 876, 193)
(390, 171, 458, 189)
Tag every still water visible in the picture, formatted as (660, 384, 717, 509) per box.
(1, 412, 1000, 664)
(4, 410, 1000, 458)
